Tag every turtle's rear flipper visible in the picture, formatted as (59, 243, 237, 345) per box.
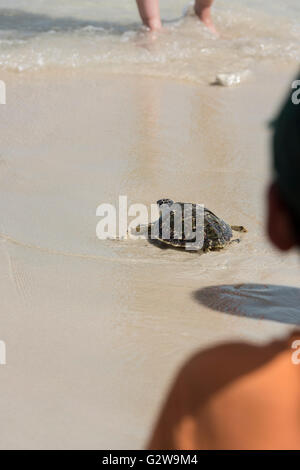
(229, 238, 241, 245)
(231, 225, 247, 233)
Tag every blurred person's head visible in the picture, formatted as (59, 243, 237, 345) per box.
(267, 75, 300, 250)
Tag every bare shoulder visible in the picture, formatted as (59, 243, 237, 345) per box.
(147, 333, 300, 449)
(175, 336, 294, 401)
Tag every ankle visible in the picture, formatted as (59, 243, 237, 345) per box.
(194, 5, 211, 23)
(146, 17, 162, 31)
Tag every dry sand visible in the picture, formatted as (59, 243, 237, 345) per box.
(0, 65, 299, 449)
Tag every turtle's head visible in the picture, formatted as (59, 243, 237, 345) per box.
(157, 198, 174, 207)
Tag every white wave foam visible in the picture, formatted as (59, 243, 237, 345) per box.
(0, 1, 299, 79)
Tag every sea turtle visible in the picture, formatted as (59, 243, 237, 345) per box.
(147, 198, 246, 252)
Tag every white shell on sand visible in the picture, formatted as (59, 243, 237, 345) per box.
(215, 70, 252, 87)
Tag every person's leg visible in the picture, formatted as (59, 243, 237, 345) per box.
(136, 0, 161, 31)
(194, 0, 217, 34)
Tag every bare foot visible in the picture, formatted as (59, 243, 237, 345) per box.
(194, 5, 218, 35)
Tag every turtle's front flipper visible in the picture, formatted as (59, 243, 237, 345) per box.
(231, 225, 247, 233)
(128, 223, 149, 237)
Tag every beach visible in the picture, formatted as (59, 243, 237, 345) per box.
(0, 0, 300, 450)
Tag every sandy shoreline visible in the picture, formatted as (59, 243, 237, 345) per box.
(0, 63, 299, 449)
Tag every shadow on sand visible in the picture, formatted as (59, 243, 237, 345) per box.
(193, 283, 300, 325)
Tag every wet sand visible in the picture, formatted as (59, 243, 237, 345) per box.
(0, 65, 299, 449)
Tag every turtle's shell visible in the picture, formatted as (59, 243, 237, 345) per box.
(150, 202, 233, 251)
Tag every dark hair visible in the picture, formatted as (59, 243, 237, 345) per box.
(272, 73, 300, 234)
(278, 181, 300, 243)
(290, 204, 300, 243)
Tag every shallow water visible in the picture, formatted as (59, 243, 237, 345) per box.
(0, 0, 299, 80)
(0, 71, 294, 271)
